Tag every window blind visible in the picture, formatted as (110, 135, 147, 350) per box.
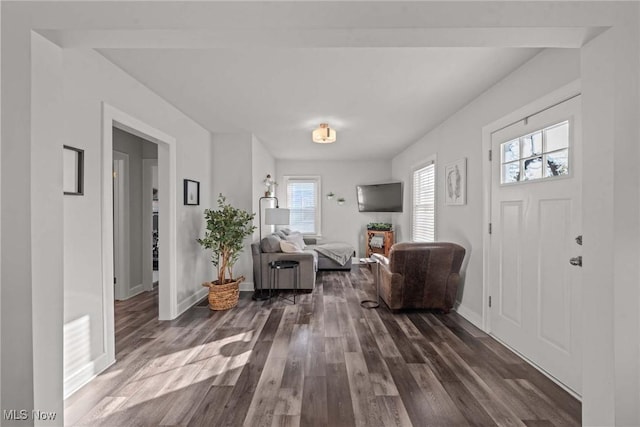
(412, 163, 435, 242)
(286, 178, 319, 234)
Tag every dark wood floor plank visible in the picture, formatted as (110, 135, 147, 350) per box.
(270, 414, 301, 427)
(244, 356, 288, 427)
(384, 356, 439, 426)
(353, 317, 399, 396)
(473, 366, 539, 421)
(376, 395, 413, 427)
(440, 380, 498, 427)
(432, 342, 527, 426)
(65, 269, 581, 427)
(408, 363, 470, 426)
(509, 379, 580, 427)
(323, 298, 342, 338)
(361, 303, 403, 359)
(326, 362, 357, 427)
(300, 375, 328, 427)
(344, 352, 385, 427)
(186, 385, 234, 427)
(336, 300, 362, 353)
(377, 309, 425, 363)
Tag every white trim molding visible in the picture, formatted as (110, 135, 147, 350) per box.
(101, 103, 178, 371)
(239, 281, 254, 292)
(177, 288, 209, 315)
(282, 175, 322, 236)
(63, 353, 112, 399)
(454, 303, 483, 330)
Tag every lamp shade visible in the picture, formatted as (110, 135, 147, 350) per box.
(265, 207, 290, 225)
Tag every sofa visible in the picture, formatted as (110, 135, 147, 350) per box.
(251, 230, 354, 291)
(372, 242, 466, 312)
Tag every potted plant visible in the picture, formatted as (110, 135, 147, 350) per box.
(197, 194, 256, 310)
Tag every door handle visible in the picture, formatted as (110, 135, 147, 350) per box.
(569, 256, 582, 267)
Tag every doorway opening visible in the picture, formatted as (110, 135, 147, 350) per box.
(112, 128, 159, 353)
(112, 128, 159, 300)
(102, 103, 178, 367)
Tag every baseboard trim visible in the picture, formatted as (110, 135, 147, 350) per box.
(489, 333, 582, 400)
(126, 284, 145, 300)
(239, 281, 254, 292)
(454, 303, 484, 330)
(177, 288, 209, 316)
(64, 352, 114, 399)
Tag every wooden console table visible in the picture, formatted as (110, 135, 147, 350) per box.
(366, 230, 394, 258)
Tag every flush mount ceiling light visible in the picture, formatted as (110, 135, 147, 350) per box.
(312, 123, 336, 144)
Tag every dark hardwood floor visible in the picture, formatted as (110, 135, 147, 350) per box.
(64, 267, 581, 426)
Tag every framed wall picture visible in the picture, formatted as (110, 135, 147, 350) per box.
(63, 145, 84, 195)
(184, 179, 200, 205)
(444, 158, 466, 206)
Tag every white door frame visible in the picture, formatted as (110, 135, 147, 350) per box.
(112, 150, 130, 300)
(101, 103, 178, 365)
(481, 79, 581, 333)
(142, 159, 158, 292)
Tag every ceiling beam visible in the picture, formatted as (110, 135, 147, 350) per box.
(39, 27, 606, 49)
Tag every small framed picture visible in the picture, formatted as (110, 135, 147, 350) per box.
(63, 145, 84, 195)
(184, 179, 200, 205)
(445, 158, 466, 206)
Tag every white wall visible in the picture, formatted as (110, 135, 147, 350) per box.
(581, 14, 640, 424)
(62, 48, 212, 396)
(1, 13, 36, 423)
(211, 132, 254, 286)
(392, 48, 580, 322)
(252, 135, 276, 242)
(31, 32, 65, 425)
(112, 127, 157, 299)
(276, 159, 392, 257)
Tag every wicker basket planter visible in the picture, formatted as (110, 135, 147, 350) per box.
(202, 276, 243, 311)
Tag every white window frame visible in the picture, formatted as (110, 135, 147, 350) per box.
(283, 175, 322, 236)
(411, 158, 436, 242)
(499, 119, 572, 186)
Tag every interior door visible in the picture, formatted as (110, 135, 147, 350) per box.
(489, 96, 582, 394)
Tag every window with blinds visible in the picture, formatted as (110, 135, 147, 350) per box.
(412, 162, 435, 242)
(285, 176, 321, 235)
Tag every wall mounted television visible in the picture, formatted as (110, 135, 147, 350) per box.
(356, 182, 403, 212)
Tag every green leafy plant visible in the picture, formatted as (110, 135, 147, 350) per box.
(367, 222, 392, 231)
(197, 194, 256, 285)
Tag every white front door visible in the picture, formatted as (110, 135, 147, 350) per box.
(489, 96, 582, 395)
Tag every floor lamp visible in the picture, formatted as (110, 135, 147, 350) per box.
(253, 196, 290, 300)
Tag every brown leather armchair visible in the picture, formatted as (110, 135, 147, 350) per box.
(372, 242, 466, 312)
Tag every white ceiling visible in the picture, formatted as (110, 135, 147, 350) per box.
(99, 47, 539, 160)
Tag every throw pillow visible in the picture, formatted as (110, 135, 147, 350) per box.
(286, 232, 306, 250)
(260, 234, 282, 253)
(280, 240, 303, 253)
(279, 228, 291, 235)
